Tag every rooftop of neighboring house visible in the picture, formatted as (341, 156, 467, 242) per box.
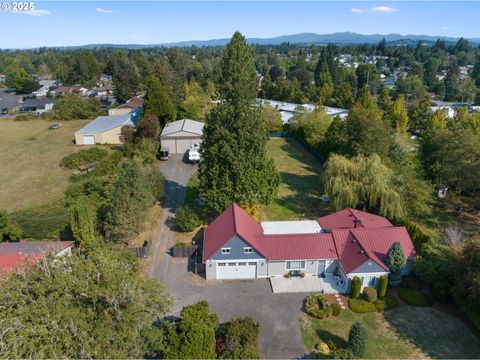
(22, 98, 56, 108)
(117, 97, 144, 110)
(0, 241, 74, 273)
(203, 204, 415, 273)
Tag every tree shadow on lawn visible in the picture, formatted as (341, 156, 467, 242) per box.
(315, 329, 348, 349)
(276, 141, 323, 172)
(383, 305, 480, 359)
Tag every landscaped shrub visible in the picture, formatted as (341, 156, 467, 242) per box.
(216, 316, 260, 359)
(362, 287, 378, 303)
(348, 322, 368, 357)
(349, 298, 392, 313)
(305, 295, 333, 319)
(378, 275, 388, 298)
(61, 148, 109, 170)
(331, 303, 342, 316)
(403, 276, 422, 290)
(176, 206, 202, 232)
(330, 348, 354, 359)
(314, 341, 330, 358)
(398, 287, 433, 307)
(349, 276, 361, 298)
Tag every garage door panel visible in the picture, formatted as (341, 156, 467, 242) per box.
(217, 261, 257, 279)
(83, 135, 95, 145)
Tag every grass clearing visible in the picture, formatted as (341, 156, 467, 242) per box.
(262, 138, 328, 221)
(301, 303, 480, 359)
(0, 118, 90, 211)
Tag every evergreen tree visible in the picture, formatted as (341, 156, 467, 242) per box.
(113, 58, 140, 103)
(348, 322, 368, 357)
(143, 75, 176, 126)
(198, 32, 279, 213)
(69, 197, 96, 249)
(385, 241, 406, 279)
(103, 163, 155, 243)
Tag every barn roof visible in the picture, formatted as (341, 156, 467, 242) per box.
(160, 119, 204, 137)
(75, 114, 133, 135)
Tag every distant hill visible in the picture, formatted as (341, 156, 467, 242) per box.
(20, 32, 480, 50)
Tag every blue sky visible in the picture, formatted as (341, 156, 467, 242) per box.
(0, 1, 479, 48)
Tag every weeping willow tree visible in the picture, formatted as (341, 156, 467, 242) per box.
(323, 153, 404, 219)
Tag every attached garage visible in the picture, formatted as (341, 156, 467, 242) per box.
(75, 114, 135, 145)
(217, 261, 257, 280)
(160, 119, 204, 154)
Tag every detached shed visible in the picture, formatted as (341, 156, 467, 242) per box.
(75, 114, 134, 145)
(160, 119, 204, 154)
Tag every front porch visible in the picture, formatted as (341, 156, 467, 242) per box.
(269, 274, 347, 294)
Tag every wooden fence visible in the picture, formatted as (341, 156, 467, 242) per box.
(114, 240, 150, 258)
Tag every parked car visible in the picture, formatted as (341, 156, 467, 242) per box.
(49, 123, 62, 130)
(188, 143, 201, 164)
(159, 147, 170, 161)
(1, 108, 8, 115)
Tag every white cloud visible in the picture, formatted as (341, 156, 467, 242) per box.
(351, 6, 397, 14)
(12, 9, 51, 17)
(96, 7, 114, 13)
(441, 26, 451, 30)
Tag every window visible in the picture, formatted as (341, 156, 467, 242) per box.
(286, 260, 306, 270)
(369, 277, 376, 286)
(218, 263, 226, 267)
(228, 262, 236, 266)
(238, 262, 246, 266)
(248, 262, 256, 266)
(243, 247, 253, 254)
(221, 248, 231, 254)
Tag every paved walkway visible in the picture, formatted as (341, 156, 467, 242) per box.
(148, 157, 309, 359)
(270, 275, 340, 294)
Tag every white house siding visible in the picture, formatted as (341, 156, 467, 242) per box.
(205, 259, 217, 279)
(267, 259, 322, 277)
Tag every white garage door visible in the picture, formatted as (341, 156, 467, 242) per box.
(217, 261, 257, 280)
(83, 135, 95, 145)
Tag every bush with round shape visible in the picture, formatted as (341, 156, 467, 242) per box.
(314, 341, 330, 357)
(378, 275, 388, 298)
(176, 206, 202, 232)
(349, 276, 362, 299)
(362, 286, 378, 303)
(331, 303, 342, 316)
(398, 287, 433, 307)
(348, 322, 368, 357)
(331, 348, 355, 359)
(305, 295, 333, 319)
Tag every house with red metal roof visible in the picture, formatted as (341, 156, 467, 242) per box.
(202, 204, 415, 293)
(0, 241, 74, 275)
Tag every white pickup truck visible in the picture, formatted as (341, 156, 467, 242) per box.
(188, 143, 201, 163)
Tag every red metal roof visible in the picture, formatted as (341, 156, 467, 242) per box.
(317, 208, 393, 230)
(0, 254, 43, 273)
(203, 204, 415, 275)
(256, 233, 337, 260)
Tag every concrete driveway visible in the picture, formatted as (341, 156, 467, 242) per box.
(148, 155, 309, 359)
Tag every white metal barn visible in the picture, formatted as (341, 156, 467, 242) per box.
(160, 119, 204, 154)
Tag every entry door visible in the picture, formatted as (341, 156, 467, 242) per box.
(83, 135, 95, 145)
(217, 261, 257, 280)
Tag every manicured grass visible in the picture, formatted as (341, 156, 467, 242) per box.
(0, 118, 90, 211)
(262, 138, 328, 221)
(301, 304, 480, 359)
(398, 288, 433, 307)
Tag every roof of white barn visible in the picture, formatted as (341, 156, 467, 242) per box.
(260, 220, 323, 235)
(160, 119, 204, 137)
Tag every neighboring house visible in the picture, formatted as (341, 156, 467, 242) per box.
(203, 204, 415, 293)
(95, 85, 114, 97)
(50, 85, 88, 96)
(100, 73, 113, 82)
(20, 98, 56, 114)
(33, 80, 61, 98)
(108, 96, 144, 123)
(0, 74, 5, 83)
(74, 114, 135, 145)
(431, 106, 455, 118)
(160, 119, 204, 154)
(258, 98, 349, 124)
(0, 241, 74, 274)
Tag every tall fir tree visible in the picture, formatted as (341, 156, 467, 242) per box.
(198, 32, 279, 214)
(143, 75, 176, 127)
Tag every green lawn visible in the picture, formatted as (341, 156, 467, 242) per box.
(0, 118, 90, 211)
(301, 303, 480, 359)
(261, 138, 328, 221)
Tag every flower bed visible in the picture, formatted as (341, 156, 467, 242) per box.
(306, 295, 333, 319)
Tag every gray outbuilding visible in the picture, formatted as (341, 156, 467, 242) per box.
(160, 119, 204, 154)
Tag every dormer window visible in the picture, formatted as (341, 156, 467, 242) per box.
(221, 248, 231, 254)
(244, 247, 253, 254)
